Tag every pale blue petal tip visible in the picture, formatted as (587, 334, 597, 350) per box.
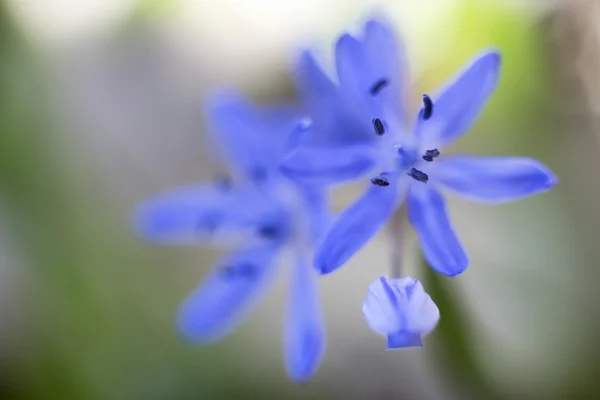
(287, 330, 325, 382)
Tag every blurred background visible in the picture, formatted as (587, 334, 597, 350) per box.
(1, 0, 599, 398)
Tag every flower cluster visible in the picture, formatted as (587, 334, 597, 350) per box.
(132, 17, 557, 381)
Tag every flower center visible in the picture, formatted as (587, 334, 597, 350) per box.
(369, 90, 441, 187)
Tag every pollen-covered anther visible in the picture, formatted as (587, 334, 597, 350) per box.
(422, 149, 440, 162)
(372, 118, 385, 136)
(407, 167, 429, 183)
(370, 175, 390, 187)
(421, 94, 433, 120)
(370, 79, 389, 95)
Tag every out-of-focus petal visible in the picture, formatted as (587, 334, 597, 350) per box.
(407, 184, 468, 276)
(294, 57, 377, 148)
(284, 256, 326, 382)
(416, 50, 501, 149)
(433, 155, 558, 204)
(296, 27, 407, 148)
(295, 50, 337, 106)
(279, 145, 378, 185)
(297, 185, 331, 242)
(314, 178, 403, 274)
(205, 91, 296, 182)
(362, 276, 439, 349)
(177, 244, 280, 343)
(132, 185, 264, 245)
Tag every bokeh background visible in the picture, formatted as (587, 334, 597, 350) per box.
(1, 0, 599, 398)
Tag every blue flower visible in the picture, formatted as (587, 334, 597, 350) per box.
(133, 91, 327, 382)
(362, 276, 439, 349)
(282, 19, 558, 277)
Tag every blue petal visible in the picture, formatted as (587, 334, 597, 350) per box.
(284, 256, 326, 382)
(283, 118, 313, 153)
(297, 186, 331, 242)
(177, 244, 280, 343)
(279, 145, 378, 185)
(335, 33, 366, 103)
(362, 276, 403, 334)
(133, 185, 263, 245)
(335, 20, 404, 116)
(407, 185, 468, 276)
(295, 50, 337, 106)
(205, 92, 296, 181)
(294, 54, 375, 147)
(362, 276, 439, 348)
(433, 155, 558, 204)
(314, 179, 402, 274)
(416, 50, 502, 149)
(362, 19, 405, 113)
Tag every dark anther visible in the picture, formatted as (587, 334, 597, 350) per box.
(407, 167, 429, 183)
(370, 175, 390, 186)
(372, 118, 385, 136)
(258, 224, 282, 239)
(370, 79, 389, 95)
(421, 94, 433, 120)
(422, 148, 440, 162)
(214, 175, 232, 191)
(220, 263, 257, 280)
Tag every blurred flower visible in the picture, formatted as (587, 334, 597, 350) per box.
(132, 92, 328, 382)
(281, 19, 557, 277)
(362, 276, 439, 349)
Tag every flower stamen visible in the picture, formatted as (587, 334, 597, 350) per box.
(422, 149, 440, 162)
(407, 167, 429, 183)
(421, 94, 433, 120)
(370, 79, 389, 95)
(370, 175, 390, 186)
(372, 118, 385, 136)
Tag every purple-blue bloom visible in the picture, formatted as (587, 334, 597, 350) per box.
(362, 276, 439, 349)
(133, 91, 327, 382)
(282, 19, 558, 277)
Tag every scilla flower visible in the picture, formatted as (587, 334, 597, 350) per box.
(281, 19, 558, 277)
(133, 92, 327, 382)
(363, 276, 439, 349)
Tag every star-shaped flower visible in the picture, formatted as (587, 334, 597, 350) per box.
(281, 19, 557, 277)
(133, 91, 328, 382)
